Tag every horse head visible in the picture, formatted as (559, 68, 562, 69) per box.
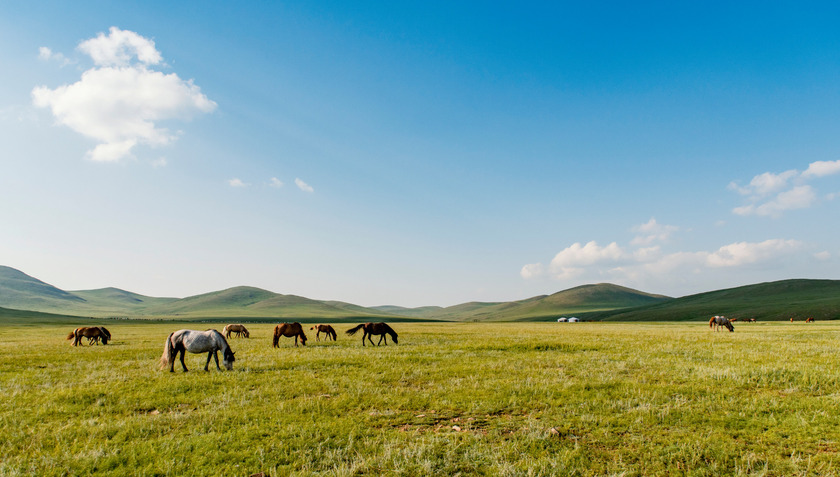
(223, 349, 235, 370)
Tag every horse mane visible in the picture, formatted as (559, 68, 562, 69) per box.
(381, 323, 398, 338)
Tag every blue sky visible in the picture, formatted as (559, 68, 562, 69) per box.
(1, 1, 839, 306)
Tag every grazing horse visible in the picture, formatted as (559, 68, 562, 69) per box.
(223, 324, 250, 338)
(310, 324, 337, 341)
(806, 317, 815, 323)
(273, 323, 307, 347)
(87, 326, 111, 345)
(708, 316, 734, 332)
(66, 326, 110, 346)
(159, 329, 235, 372)
(346, 322, 398, 346)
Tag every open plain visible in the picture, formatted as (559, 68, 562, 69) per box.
(2, 321, 839, 476)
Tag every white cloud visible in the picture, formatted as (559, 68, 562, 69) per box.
(151, 157, 167, 168)
(270, 177, 284, 188)
(728, 160, 840, 218)
(733, 185, 816, 218)
(814, 251, 831, 261)
(524, 237, 803, 287)
(78, 27, 162, 67)
(630, 218, 679, 246)
(802, 160, 840, 178)
(548, 241, 625, 280)
(728, 170, 798, 197)
(38, 47, 72, 66)
(520, 263, 544, 279)
(32, 27, 215, 162)
(704, 239, 801, 267)
(295, 178, 314, 193)
(228, 178, 248, 187)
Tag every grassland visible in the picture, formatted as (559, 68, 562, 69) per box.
(2, 320, 840, 476)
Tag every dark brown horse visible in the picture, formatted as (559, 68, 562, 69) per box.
(346, 322, 398, 346)
(273, 323, 307, 347)
(310, 324, 337, 341)
(66, 326, 111, 346)
(87, 326, 111, 345)
(806, 317, 815, 323)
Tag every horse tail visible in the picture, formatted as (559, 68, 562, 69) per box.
(346, 324, 364, 336)
(159, 333, 174, 370)
(272, 326, 280, 348)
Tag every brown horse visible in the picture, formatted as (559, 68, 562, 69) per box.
(66, 326, 111, 346)
(310, 324, 337, 341)
(346, 322, 398, 346)
(273, 323, 307, 347)
(87, 326, 111, 345)
(223, 324, 250, 338)
(806, 317, 815, 323)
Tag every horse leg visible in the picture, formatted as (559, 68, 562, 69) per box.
(367, 333, 376, 347)
(316, 331, 321, 341)
(211, 351, 221, 370)
(179, 348, 188, 372)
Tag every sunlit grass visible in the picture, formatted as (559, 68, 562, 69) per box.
(1, 321, 839, 475)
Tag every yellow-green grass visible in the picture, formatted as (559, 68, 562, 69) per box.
(2, 321, 839, 475)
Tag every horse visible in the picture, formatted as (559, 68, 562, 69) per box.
(346, 322, 398, 346)
(159, 329, 235, 372)
(66, 326, 110, 346)
(87, 326, 111, 345)
(310, 324, 337, 341)
(806, 317, 815, 323)
(273, 323, 307, 347)
(223, 324, 250, 338)
(708, 316, 734, 332)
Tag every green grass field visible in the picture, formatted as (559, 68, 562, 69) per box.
(2, 321, 839, 476)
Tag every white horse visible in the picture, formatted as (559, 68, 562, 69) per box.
(159, 329, 236, 372)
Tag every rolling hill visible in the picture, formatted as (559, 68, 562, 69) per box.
(1, 265, 838, 322)
(581, 279, 840, 321)
(386, 283, 671, 321)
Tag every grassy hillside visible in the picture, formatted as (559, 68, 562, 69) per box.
(0, 265, 86, 312)
(0, 305, 86, 325)
(379, 284, 671, 321)
(583, 279, 840, 321)
(140, 286, 397, 320)
(71, 288, 178, 311)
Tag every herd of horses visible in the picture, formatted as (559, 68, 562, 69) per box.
(67, 316, 819, 371)
(66, 321, 400, 372)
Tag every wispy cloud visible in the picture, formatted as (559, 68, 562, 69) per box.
(521, 220, 804, 287)
(729, 160, 840, 218)
(38, 47, 73, 66)
(32, 27, 216, 162)
(269, 177, 284, 188)
(630, 218, 679, 246)
(228, 178, 248, 187)
(295, 178, 314, 193)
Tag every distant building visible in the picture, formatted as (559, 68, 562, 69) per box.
(557, 317, 568, 322)
(568, 317, 580, 323)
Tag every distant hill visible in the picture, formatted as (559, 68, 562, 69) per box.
(582, 279, 840, 321)
(0, 265, 86, 311)
(2, 265, 838, 322)
(0, 267, 399, 320)
(377, 284, 671, 321)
